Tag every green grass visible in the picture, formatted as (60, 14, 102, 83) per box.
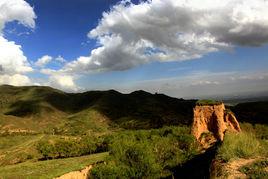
(62, 109, 111, 135)
(0, 135, 39, 150)
(217, 132, 262, 161)
(240, 123, 268, 140)
(0, 135, 44, 166)
(239, 159, 268, 178)
(196, 99, 222, 106)
(0, 152, 108, 179)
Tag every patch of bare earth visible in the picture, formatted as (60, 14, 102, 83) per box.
(54, 165, 92, 179)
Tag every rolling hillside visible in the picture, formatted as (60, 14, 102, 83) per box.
(0, 85, 196, 135)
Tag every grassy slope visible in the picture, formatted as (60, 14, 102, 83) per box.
(0, 85, 67, 133)
(0, 135, 44, 166)
(0, 85, 196, 134)
(0, 152, 108, 179)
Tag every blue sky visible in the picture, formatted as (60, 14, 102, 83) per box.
(5, 0, 119, 60)
(1, 0, 268, 98)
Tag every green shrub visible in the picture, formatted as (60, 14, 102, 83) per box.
(91, 162, 127, 179)
(36, 141, 56, 159)
(36, 136, 99, 159)
(217, 132, 261, 161)
(91, 126, 198, 178)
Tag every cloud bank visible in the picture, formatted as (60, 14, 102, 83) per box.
(110, 71, 268, 98)
(62, 0, 268, 74)
(0, 0, 36, 85)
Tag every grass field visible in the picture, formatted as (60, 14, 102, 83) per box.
(0, 135, 44, 166)
(0, 152, 108, 179)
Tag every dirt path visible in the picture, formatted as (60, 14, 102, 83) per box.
(222, 158, 262, 179)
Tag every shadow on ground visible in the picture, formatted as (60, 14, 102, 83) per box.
(170, 144, 219, 179)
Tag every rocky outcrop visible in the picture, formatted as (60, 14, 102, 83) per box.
(191, 103, 241, 144)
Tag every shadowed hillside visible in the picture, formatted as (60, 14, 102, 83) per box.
(0, 85, 196, 134)
(232, 101, 268, 124)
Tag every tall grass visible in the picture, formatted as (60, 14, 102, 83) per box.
(217, 132, 261, 161)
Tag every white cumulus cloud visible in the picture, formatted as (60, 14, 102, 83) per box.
(0, 0, 36, 32)
(0, 74, 31, 86)
(35, 55, 53, 67)
(0, 36, 33, 74)
(55, 55, 67, 63)
(48, 74, 79, 92)
(62, 0, 268, 74)
(0, 0, 36, 86)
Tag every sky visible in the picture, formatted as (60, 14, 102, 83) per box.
(0, 0, 268, 98)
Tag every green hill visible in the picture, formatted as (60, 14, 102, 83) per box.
(0, 85, 196, 135)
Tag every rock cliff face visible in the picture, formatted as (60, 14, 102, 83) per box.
(191, 103, 241, 144)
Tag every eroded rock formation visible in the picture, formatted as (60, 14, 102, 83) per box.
(191, 103, 241, 144)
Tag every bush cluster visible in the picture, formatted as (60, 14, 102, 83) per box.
(91, 126, 198, 178)
(36, 136, 105, 159)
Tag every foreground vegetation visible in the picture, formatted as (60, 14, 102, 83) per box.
(0, 126, 199, 178)
(217, 123, 268, 161)
(91, 126, 199, 178)
(214, 123, 268, 178)
(217, 132, 262, 161)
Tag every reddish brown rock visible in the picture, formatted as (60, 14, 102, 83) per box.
(191, 103, 241, 143)
(224, 112, 241, 132)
